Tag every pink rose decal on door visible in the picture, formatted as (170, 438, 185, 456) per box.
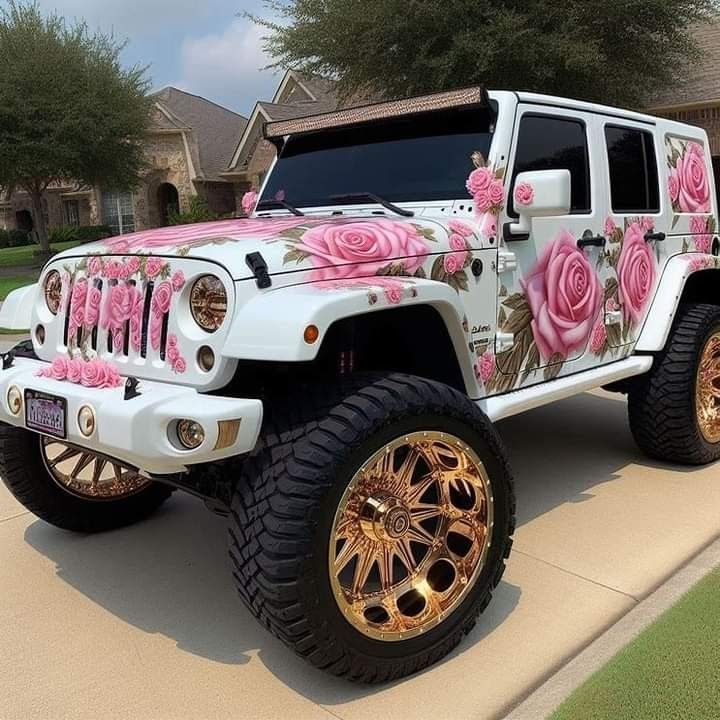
(667, 138, 711, 214)
(615, 223, 657, 326)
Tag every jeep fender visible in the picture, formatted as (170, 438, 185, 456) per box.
(222, 278, 477, 391)
(636, 254, 717, 352)
(0, 283, 37, 330)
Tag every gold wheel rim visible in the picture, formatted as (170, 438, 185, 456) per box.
(328, 431, 494, 642)
(40, 437, 150, 501)
(696, 332, 720, 444)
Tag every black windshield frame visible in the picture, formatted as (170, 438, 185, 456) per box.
(260, 105, 495, 209)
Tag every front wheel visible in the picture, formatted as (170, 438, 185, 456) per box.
(228, 374, 515, 682)
(0, 424, 173, 532)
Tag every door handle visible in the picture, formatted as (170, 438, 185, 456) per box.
(577, 234, 606, 249)
(644, 231, 666, 243)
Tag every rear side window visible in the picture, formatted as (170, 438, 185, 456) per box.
(511, 114, 591, 215)
(605, 126, 660, 213)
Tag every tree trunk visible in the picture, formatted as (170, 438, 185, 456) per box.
(28, 187, 50, 253)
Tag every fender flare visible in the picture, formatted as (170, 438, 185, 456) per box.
(635, 253, 719, 352)
(222, 278, 478, 393)
(0, 283, 37, 330)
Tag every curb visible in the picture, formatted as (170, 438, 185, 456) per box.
(502, 534, 720, 720)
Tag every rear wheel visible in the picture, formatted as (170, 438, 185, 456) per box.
(629, 303, 720, 464)
(0, 424, 172, 532)
(228, 373, 515, 682)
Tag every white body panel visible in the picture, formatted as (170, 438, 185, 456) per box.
(0, 283, 36, 330)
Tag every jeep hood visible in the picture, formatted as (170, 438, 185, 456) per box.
(52, 215, 479, 281)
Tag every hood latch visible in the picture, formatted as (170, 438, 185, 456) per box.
(246, 252, 272, 290)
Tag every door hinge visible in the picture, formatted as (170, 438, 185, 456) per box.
(497, 250, 517, 274)
(495, 332, 515, 353)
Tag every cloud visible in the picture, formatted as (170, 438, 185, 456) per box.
(175, 19, 279, 114)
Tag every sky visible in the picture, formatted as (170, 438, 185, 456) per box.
(33, 0, 281, 117)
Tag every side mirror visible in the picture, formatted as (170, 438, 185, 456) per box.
(504, 169, 572, 241)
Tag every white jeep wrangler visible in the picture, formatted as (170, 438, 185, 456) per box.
(1, 87, 718, 682)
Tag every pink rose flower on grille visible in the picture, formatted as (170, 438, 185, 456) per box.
(104, 260, 123, 280)
(167, 333, 178, 348)
(617, 222, 657, 325)
(69, 279, 88, 332)
(87, 256, 103, 277)
(145, 256, 166, 279)
(105, 284, 134, 330)
(590, 321, 607, 355)
(80, 359, 122, 388)
(296, 219, 430, 281)
(167, 344, 180, 363)
(151, 281, 173, 317)
(172, 357, 187, 374)
(444, 252, 467, 275)
(49, 356, 70, 381)
(690, 215, 712, 254)
(476, 351, 495, 384)
(521, 230, 604, 361)
(84, 286, 102, 328)
(150, 314, 163, 351)
(171, 271, 185, 291)
(449, 233, 468, 252)
(242, 191, 258, 215)
(448, 219, 475, 238)
(466, 167, 493, 196)
(514, 182, 534, 207)
(677, 143, 711, 213)
(126, 256, 141, 275)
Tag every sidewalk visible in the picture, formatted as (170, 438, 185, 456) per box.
(1, 390, 719, 719)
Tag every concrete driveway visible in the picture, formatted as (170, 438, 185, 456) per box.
(1, 389, 719, 720)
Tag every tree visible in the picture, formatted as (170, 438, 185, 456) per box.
(0, 2, 151, 252)
(250, 0, 719, 108)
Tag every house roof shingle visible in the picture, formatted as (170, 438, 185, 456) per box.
(152, 87, 248, 180)
(647, 21, 720, 110)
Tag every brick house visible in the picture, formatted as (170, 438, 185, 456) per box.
(0, 87, 248, 236)
(223, 70, 339, 198)
(646, 22, 720, 202)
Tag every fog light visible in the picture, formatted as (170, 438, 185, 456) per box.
(197, 345, 215, 372)
(35, 325, 45, 346)
(7, 386, 21, 415)
(78, 405, 95, 437)
(177, 419, 205, 449)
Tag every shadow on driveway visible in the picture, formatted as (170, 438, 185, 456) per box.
(22, 390, 683, 704)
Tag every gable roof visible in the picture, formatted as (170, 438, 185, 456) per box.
(152, 87, 248, 181)
(646, 21, 720, 110)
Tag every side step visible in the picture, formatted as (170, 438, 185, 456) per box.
(479, 356, 653, 422)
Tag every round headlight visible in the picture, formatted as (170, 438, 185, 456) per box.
(44, 270, 63, 315)
(190, 275, 227, 333)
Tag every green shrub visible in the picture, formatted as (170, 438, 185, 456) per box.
(49, 225, 78, 244)
(48, 225, 111, 244)
(168, 195, 217, 226)
(7, 230, 30, 247)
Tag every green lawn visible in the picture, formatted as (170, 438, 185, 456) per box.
(0, 275, 35, 301)
(0, 240, 81, 268)
(551, 568, 720, 720)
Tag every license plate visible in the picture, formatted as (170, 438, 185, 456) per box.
(25, 390, 67, 439)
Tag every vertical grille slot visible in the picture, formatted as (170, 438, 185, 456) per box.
(62, 276, 74, 346)
(159, 314, 169, 360)
(140, 281, 154, 358)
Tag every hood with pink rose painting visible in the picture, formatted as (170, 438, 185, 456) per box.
(50, 214, 485, 284)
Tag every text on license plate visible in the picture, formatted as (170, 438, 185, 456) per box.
(24, 390, 66, 439)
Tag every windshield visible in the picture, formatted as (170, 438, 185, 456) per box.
(260, 105, 495, 209)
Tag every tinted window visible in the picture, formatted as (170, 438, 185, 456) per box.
(261, 106, 494, 208)
(511, 115, 590, 215)
(605, 126, 660, 213)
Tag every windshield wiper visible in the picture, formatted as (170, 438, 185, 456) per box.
(329, 193, 414, 218)
(256, 199, 304, 216)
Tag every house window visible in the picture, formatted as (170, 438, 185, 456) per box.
(510, 114, 591, 215)
(101, 191, 135, 236)
(63, 199, 80, 226)
(605, 126, 659, 213)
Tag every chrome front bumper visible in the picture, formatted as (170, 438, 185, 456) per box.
(0, 358, 263, 474)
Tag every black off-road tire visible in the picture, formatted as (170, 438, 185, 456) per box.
(228, 373, 515, 683)
(0, 424, 173, 532)
(628, 303, 720, 465)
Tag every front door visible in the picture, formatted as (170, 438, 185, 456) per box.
(493, 106, 605, 392)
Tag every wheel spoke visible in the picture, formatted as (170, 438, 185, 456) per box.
(406, 523, 435, 545)
(351, 549, 376, 596)
(405, 473, 436, 505)
(70, 452, 94, 479)
(410, 504, 442, 523)
(334, 533, 362, 573)
(377, 546, 393, 591)
(48, 445, 81, 468)
(91, 458, 106, 488)
(395, 538, 417, 574)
